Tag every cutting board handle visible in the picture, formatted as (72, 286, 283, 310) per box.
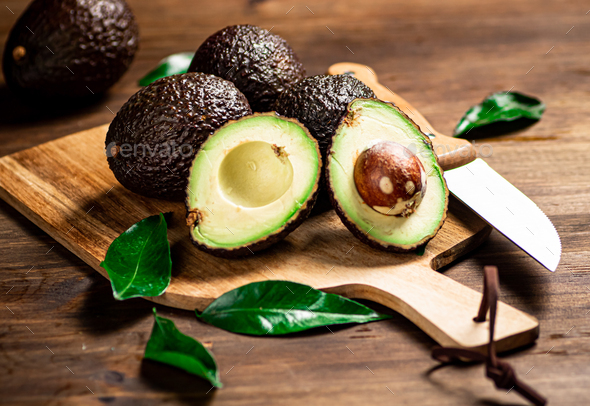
(327, 260, 539, 353)
(327, 62, 476, 170)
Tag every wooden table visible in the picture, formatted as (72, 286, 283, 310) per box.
(1, 0, 589, 404)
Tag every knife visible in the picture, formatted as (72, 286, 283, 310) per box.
(327, 63, 561, 272)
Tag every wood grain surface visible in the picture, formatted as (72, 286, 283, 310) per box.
(1, 0, 589, 405)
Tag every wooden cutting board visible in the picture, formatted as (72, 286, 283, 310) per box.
(0, 123, 540, 353)
(0, 65, 540, 353)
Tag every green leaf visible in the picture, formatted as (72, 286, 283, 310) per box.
(196, 280, 391, 335)
(454, 91, 545, 138)
(138, 52, 194, 86)
(100, 213, 171, 300)
(145, 309, 222, 388)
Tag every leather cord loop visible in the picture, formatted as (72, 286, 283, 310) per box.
(431, 266, 547, 406)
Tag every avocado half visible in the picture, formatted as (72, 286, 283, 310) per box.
(327, 99, 449, 252)
(106, 73, 252, 200)
(186, 113, 322, 257)
(189, 25, 305, 112)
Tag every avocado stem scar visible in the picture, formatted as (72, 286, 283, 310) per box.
(186, 209, 202, 226)
(12, 46, 26, 62)
(110, 144, 120, 158)
(271, 144, 288, 161)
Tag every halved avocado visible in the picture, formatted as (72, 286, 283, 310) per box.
(327, 99, 448, 252)
(186, 113, 322, 257)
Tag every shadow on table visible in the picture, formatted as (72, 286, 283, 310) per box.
(0, 84, 107, 125)
(76, 274, 153, 335)
(471, 232, 551, 316)
(424, 363, 525, 406)
(436, 230, 550, 316)
(140, 359, 216, 404)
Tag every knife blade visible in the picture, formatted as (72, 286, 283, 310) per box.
(444, 159, 561, 271)
(327, 62, 561, 271)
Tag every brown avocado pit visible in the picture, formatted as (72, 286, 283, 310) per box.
(354, 141, 426, 217)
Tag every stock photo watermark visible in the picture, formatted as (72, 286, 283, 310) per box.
(105, 139, 493, 160)
(105, 141, 194, 159)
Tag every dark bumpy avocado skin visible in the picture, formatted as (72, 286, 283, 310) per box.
(275, 75, 375, 214)
(3, 0, 138, 101)
(188, 25, 305, 112)
(106, 73, 252, 201)
(274, 75, 376, 157)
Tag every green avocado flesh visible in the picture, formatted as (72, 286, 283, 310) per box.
(187, 114, 321, 256)
(328, 99, 448, 251)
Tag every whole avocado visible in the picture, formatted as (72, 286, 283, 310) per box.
(274, 74, 376, 157)
(188, 25, 305, 112)
(106, 73, 252, 201)
(274, 74, 376, 214)
(3, 0, 139, 101)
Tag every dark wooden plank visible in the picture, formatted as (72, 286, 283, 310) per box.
(1, 0, 589, 404)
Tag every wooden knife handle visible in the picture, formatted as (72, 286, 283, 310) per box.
(327, 62, 476, 170)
